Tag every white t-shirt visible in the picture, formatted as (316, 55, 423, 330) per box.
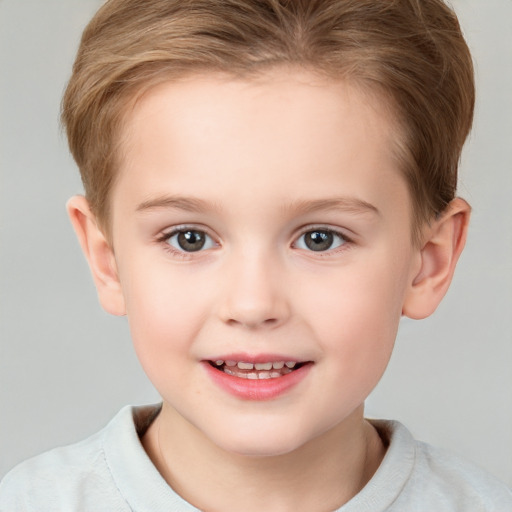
(1, 404, 511, 511)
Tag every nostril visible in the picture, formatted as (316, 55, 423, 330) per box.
(227, 316, 279, 328)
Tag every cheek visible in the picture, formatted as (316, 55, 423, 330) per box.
(304, 263, 404, 332)
(299, 253, 410, 372)
(118, 261, 209, 372)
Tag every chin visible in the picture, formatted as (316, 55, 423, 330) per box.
(221, 437, 303, 458)
(206, 420, 319, 459)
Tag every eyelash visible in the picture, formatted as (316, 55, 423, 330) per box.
(155, 225, 353, 258)
(293, 226, 352, 255)
(156, 225, 218, 259)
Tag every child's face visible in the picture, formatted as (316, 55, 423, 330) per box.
(108, 70, 421, 456)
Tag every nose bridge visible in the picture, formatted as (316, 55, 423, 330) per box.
(219, 242, 289, 329)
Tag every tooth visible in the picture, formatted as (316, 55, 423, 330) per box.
(215, 360, 224, 366)
(270, 371, 281, 378)
(238, 362, 254, 370)
(272, 361, 284, 369)
(226, 360, 237, 367)
(224, 367, 236, 376)
(285, 361, 296, 368)
(255, 362, 273, 370)
(247, 372, 258, 379)
(282, 367, 292, 374)
(258, 371, 271, 379)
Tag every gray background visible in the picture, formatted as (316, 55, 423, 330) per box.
(1, 0, 511, 485)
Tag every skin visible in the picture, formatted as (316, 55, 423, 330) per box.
(68, 69, 470, 511)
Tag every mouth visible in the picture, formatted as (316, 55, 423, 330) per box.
(203, 356, 313, 400)
(207, 359, 308, 380)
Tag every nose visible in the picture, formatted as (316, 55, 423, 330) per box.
(218, 250, 291, 329)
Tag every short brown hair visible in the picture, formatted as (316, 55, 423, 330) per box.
(62, 0, 475, 242)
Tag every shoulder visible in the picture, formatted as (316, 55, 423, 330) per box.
(370, 420, 512, 512)
(409, 437, 512, 511)
(0, 406, 143, 512)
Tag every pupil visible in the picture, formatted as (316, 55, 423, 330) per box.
(305, 231, 333, 251)
(178, 231, 205, 252)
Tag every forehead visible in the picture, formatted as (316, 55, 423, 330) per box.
(114, 69, 408, 220)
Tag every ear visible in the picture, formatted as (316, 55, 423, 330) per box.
(66, 195, 126, 316)
(402, 198, 470, 319)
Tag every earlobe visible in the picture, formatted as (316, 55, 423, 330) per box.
(66, 195, 126, 316)
(402, 198, 471, 319)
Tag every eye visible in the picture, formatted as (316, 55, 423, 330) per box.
(295, 229, 347, 252)
(165, 229, 216, 253)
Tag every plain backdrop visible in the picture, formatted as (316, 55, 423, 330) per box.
(1, 0, 511, 486)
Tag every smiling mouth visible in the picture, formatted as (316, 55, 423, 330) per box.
(208, 360, 307, 380)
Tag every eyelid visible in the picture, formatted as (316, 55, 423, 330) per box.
(295, 224, 353, 241)
(158, 223, 217, 240)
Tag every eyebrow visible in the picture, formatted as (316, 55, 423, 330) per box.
(136, 194, 380, 217)
(136, 195, 219, 213)
(283, 197, 381, 217)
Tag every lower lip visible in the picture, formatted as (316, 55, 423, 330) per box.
(202, 362, 312, 401)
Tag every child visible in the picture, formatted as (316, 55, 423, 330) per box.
(1, 0, 511, 510)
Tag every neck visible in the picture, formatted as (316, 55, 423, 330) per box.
(142, 403, 385, 512)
